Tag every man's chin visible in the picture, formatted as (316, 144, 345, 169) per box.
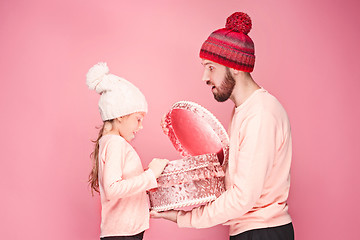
(214, 94, 229, 102)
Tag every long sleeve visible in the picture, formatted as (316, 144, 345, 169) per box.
(99, 134, 159, 237)
(177, 110, 279, 228)
(102, 137, 157, 201)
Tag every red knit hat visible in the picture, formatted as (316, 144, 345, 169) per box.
(200, 12, 255, 72)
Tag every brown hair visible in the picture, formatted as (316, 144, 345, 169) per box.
(88, 120, 113, 195)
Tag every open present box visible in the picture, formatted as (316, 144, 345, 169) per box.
(148, 101, 229, 211)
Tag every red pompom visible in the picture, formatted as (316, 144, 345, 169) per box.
(225, 12, 252, 34)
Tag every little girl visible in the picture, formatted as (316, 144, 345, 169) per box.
(86, 62, 168, 240)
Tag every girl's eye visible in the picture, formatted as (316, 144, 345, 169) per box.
(209, 66, 214, 71)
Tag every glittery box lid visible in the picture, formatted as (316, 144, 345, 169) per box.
(161, 101, 229, 165)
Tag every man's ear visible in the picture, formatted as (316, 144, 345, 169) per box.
(230, 68, 240, 75)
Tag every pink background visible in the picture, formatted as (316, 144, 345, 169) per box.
(1, 0, 359, 239)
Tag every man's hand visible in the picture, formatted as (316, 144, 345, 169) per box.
(150, 209, 179, 223)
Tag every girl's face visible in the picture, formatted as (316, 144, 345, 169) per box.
(118, 112, 146, 142)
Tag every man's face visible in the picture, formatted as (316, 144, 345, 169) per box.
(201, 59, 235, 102)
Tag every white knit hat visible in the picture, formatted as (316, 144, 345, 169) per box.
(86, 62, 148, 121)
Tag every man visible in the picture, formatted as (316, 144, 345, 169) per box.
(151, 12, 294, 240)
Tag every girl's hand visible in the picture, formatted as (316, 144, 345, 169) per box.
(148, 158, 169, 178)
(150, 209, 178, 223)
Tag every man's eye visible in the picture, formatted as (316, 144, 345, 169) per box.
(209, 66, 214, 71)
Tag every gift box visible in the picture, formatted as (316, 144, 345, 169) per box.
(148, 101, 229, 211)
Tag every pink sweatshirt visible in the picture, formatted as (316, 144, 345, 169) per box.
(98, 134, 157, 238)
(177, 88, 292, 235)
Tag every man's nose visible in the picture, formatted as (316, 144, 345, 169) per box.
(202, 70, 209, 82)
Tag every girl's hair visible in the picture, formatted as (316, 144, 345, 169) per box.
(89, 120, 113, 195)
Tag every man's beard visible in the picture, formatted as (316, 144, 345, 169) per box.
(213, 67, 235, 102)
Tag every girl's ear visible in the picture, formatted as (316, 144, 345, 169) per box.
(103, 121, 113, 134)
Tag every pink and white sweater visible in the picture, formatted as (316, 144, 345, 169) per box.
(98, 134, 157, 238)
(177, 88, 293, 236)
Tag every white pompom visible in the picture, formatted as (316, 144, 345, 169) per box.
(86, 62, 109, 92)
